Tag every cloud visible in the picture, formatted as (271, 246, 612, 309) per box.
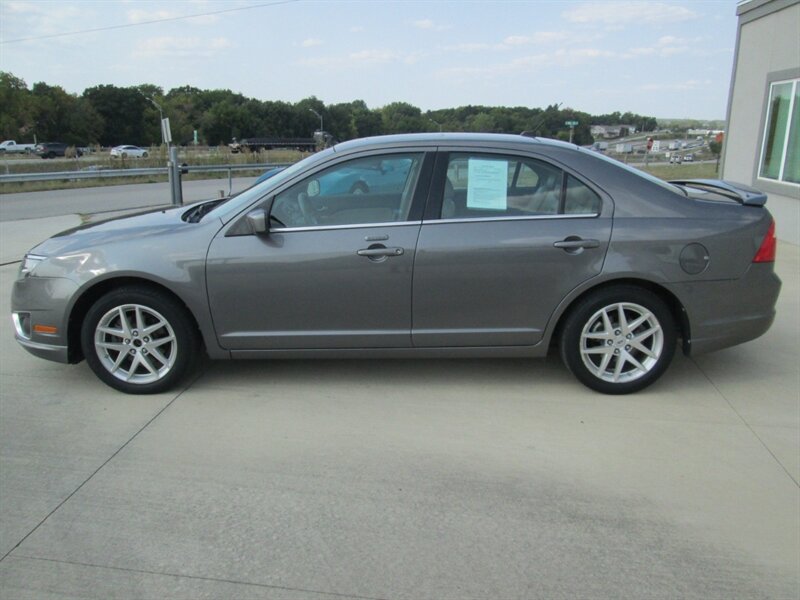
(133, 36, 232, 59)
(623, 35, 698, 59)
(126, 8, 218, 25)
(503, 32, 570, 45)
(412, 18, 450, 31)
(300, 38, 323, 48)
(297, 48, 423, 68)
(639, 79, 712, 92)
(127, 9, 175, 23)
(3, 0, 84, 39)
(563, 2, 696, 25)
(441, 47, 618, 78)
(349, 26, 364, 33)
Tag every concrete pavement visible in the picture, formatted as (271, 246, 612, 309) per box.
(0, 214, 797, 598)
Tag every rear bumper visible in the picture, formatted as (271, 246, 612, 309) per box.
(671, 263, 782, 355)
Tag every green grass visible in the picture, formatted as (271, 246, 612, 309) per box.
(638, 162, 719, 180)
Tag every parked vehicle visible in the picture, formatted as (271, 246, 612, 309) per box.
(670, 154, 682, 164)
(12, 133, 780, 395)
(229, 137, 317, 153)
(0, 140, 36, 154)
(34, 142, 81, 159)
(110, 145, 148, 158)
(683, 154, 694, 162)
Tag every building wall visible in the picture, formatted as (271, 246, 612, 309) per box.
(722, 0, 800, 245)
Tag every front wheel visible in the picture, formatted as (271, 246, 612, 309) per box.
(81, 287, 199, 394)
(559, 286, 676, 394)
(142, 151, 148, 158)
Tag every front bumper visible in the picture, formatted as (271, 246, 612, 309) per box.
(14, 336, 70, 363)
(11, 275, 80, 364)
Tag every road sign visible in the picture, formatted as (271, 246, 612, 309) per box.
(646, 137, 653, 151)
(565, 120, 579, 127)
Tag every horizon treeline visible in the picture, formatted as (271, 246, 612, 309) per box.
(1, 71, 660, 147)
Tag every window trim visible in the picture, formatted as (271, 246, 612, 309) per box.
(426, 150, 603, 221)
(756, 76, 799, 187)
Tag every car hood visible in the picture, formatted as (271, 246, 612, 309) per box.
(30, 205, 202, 257)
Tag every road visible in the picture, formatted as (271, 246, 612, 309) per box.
(0, 177, 258, 222)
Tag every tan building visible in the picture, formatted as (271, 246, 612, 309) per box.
(722, 0, 799, 244)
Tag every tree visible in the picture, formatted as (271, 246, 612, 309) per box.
(381, 102, 425, 134)
(83, 85, 151, 145)
(0, 72, 33, 140)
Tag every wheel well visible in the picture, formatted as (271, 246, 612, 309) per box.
(552, 279, 691, 355)
(66, 277, 201, 363)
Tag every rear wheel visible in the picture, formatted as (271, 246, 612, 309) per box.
(142, 151, 148, 158)
(81, 287, 199, 394)
(559, 286, 676, 394)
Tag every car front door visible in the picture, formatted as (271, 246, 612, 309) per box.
(206, 151, 432, 350)
(412, 150, 612, 347)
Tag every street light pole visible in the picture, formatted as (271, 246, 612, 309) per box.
(429, 118, 442, 132)
(309, 108, 323, 132)
(137, 89, 166, 146)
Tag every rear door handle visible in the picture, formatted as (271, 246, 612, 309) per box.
(357, 247, 404, 257)
(553, 238, 600, 250)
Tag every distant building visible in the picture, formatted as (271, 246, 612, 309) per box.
(722, 0, 799, 244)
(590, 125, 637, 139)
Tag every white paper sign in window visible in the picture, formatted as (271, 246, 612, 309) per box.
(466, 159, 508, 210)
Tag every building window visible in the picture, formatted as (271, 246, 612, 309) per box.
(759, 78, 799, 184)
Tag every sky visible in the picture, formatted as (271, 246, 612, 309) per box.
(0, 0, 740, 119)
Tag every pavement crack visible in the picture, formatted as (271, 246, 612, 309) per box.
(0, 369, 207, 563)
(690, 356, 799, 488)
(8, 555, 388, 600)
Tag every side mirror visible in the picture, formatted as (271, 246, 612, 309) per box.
(245, 209, 268, 234)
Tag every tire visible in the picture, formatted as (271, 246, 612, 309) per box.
(47, 152, 56, 159)
(142, 151, 148, 158)
(81, 286, 200, 394)
(121, 152, 128, 159)
(350, 181, 369, 194)
(559, 286, 676, 394)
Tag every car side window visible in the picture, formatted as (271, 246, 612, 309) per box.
(564, 174, 602, 214)
(271, 153, 424, 228)
(441, 153, 600, 219)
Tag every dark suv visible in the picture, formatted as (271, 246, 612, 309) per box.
(34, 142, 82, 159)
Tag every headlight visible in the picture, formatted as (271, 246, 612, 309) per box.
(19, 253, 46, 276)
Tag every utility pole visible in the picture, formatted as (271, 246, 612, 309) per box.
(429, 118, 442, 132)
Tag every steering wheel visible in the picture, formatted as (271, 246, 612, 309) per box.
(297, 192, 318, 225)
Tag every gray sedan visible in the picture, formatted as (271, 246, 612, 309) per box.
(11, 133, 781, 394)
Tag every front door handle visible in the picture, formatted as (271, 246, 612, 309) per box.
(357, 246, 404, 258)
(553, 237, 600, 250)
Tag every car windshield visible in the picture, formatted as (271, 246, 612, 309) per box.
(580, 147, 686, 195)
(200, 147, 336, 222)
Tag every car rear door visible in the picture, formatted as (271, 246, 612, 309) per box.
(412, 150, 612, 347)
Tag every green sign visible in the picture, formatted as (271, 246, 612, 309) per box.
(565, 120, 579, 127)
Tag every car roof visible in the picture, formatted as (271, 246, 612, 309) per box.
(332, 132, 579, 153)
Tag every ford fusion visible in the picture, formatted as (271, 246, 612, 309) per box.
(12, 133, 781, 394)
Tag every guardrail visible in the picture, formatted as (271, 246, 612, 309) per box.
(0, 162, 289, 184)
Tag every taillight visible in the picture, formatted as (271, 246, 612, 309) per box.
(753, 220, 777, 263)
